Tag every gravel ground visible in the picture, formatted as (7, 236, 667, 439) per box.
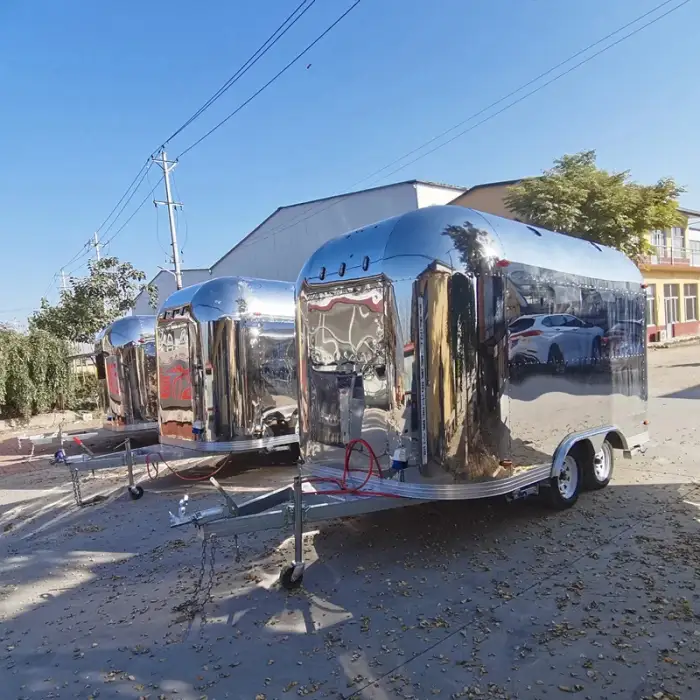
(1, 345, 699, 700)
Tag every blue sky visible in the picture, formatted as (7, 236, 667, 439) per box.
(1, 0, 698, 321)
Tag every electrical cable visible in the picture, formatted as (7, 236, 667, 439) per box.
(375, 0, 692, 183)
(351, 0, 684, 188)
(176, 0, 363, 159)
(217, 0, 691, 252)
(162, 0, 316, 146)
(304, 438, 403, 498)
(145, 453, 228, 482)
(45, 161, 154, 289)
(100, 174, 164, 248)
(94, 158, 152, 235)
(42, 0, 356, 293)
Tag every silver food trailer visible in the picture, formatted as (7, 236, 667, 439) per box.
(157, 276, 299, 456)
(169, 205, 648, 589)
(96, 315, 159, 433)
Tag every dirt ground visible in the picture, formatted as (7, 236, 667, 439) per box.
(1, 345, 699, 700)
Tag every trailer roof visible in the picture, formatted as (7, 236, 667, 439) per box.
(159, 276, 295, 321)
(299, 205, 643, 288)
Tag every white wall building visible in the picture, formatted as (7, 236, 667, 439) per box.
(132, 180, 465, 313)
(132, 268, 210, 315)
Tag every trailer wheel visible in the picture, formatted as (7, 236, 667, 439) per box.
(547, 454, 581, 509)
(128, 485, 144, 500)
(279, 563, 303, 591)
(583, 439, 614, 490)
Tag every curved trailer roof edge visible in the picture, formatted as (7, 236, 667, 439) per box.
(159, 276, 295, 321)
(296, 204, 643, 289)
(97, 315, 156, 347)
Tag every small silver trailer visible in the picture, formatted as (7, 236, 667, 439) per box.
(96, 315, 159, 434)
(168, 205, 649, 589)
(18, 315, 158, 463)
(157, 276, 299, 457)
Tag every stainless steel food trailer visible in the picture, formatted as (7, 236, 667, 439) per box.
(169, 205, 648, 589)
(96, 315, 159, 434)
(157, 276, 299, 456)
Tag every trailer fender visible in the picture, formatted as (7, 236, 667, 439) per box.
(550, 426, 626, 478)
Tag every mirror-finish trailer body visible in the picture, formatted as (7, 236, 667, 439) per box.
(157, 276, 298, 454)
(169, 205, 649, 589)
(96, 315, 158, 432)
(295, 204, 648, 499)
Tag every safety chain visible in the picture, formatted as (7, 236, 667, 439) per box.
(173, 535, 217, 623)
(70, 467, 83, 507)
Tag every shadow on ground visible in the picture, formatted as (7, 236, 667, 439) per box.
(2, 477, 699, 700)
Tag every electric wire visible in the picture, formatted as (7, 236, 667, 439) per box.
(351, 0, 684, 187)
(100, 174, 165, 249)
(375, 0, 692, 182)
(42, 0, 329, 293)
(44, 0, 683, 297)
(221, 0, 692, 253)
(162, 0, 316, 146)
(175, 0, 363, 158)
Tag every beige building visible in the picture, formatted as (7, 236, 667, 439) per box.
(450, 180, 700, 342)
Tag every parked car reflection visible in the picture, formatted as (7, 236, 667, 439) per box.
(601, 319, 644, 360)
(508, 313, 604, 371)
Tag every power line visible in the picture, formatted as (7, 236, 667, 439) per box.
(101, 174, 165, 249)
(162, 0, 317, 146)
(176, 0, 364, 158)
(94, 158, 152, 235)
(42, 0, 332, 294)
(375, 0, 692, 182)
(224, 0, 691, 252)
(352, 0, 684, 188)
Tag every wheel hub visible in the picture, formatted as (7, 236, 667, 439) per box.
(594, 444, 611, 481)
(558, 456, 578, 499)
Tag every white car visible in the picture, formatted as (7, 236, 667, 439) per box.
(508, 314, 604, 369)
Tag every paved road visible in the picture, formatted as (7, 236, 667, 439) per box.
(1, 346, 699, 700)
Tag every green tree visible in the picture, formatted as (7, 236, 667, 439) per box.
(0, 328, 72, 419)
(31, 257, 156, 343)
(504, 150, 685, 259)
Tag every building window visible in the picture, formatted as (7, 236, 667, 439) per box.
(672, 227, 684, 251)
(664, 283, 680, 324)
(651, 230, 666, 249)
(646, 284, 657, 326)
(684, 283, 698, 321)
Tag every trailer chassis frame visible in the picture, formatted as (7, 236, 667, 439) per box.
(167, 425, 649, 589)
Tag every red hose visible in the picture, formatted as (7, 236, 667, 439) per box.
(306, 438, 402, 498)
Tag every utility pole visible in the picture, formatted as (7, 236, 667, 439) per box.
(60, 269, 68, 291)
(153, 149, 183, 290)
(92, 232, 102, 261)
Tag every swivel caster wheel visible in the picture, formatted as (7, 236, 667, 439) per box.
(128, 485, 144, 500)
(279, 563, 304, 590)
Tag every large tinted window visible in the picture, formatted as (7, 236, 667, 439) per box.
(509, 318, 535, 333)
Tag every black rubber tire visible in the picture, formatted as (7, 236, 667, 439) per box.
(583, 440, 614, 491)
(548, 344, 564, 374)
(279, 563, 303, 591)
(546, 454, 581, 510)
(128, 485, 144, 500)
